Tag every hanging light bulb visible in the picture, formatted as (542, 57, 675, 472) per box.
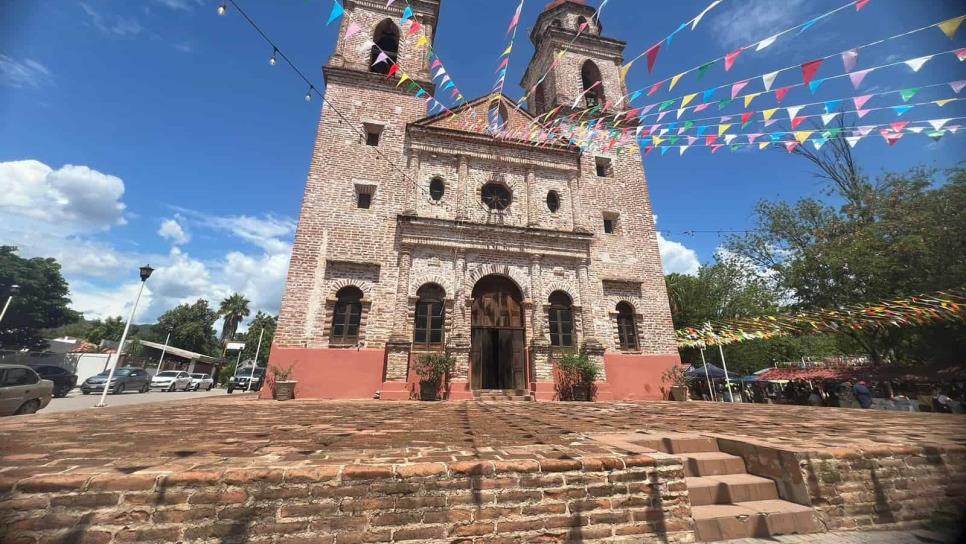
(216, 3, 226, 16)
(269, 48, 277, 66)
(305, 86, 313, 102)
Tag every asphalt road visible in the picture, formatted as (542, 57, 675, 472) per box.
(37, 387, 247, 413)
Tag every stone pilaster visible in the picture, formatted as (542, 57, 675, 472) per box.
(576, 260, 598, 341)
(455, 155, 469, 220)
(385, 248, 413, 387)
(406, 152, 421, 215)
(569, 175, 590, 233)
(525, 168, 536, 226)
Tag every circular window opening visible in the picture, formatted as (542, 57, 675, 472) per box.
(481, 182, 512, 211)
(546, 190, 560, 212)
(429, 177, 444, 201)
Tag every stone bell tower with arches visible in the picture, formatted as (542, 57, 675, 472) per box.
(270, 0, 680, 401)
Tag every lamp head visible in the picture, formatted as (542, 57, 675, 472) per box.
(139, 265, 154, 282)
(9, 284, 19, 295)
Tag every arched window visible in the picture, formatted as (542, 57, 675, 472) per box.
(414, 284, 445, 347)
(331, 286, 363, 345)
(548, 291, 574, 348)
(481, 182, 512, 211)
(369, 19, 400, 75)
(429, 177, 445, 201)
(546, 190, 560, 212)
(581, 60, 605, 108)
(616, 302, 638, 351)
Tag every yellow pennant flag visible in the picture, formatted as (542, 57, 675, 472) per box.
(744, 93, 761, 108)
(681, 93, 698, 108)
(759, 142, 770, 150)
(794, 130, 814, 144)
(934, 99, 955, 107)
(396, 73, 410, 87)
(651, 136, 664, 146)
(415, 35, 430, 48)
(503, 45, 513, 56)
(620, 62, 633, 83)
(938, 15, 965, 40)
(718, 123, 732, 136)
(762, 108, 778, 121)
(669, 72, 685, 91)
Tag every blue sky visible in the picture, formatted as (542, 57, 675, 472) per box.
(1, 0, 963, 324)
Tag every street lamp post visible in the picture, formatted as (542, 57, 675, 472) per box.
(96, 265, 154, 408)
(0, 284, 20, 324)
(154, 331, 171, 377)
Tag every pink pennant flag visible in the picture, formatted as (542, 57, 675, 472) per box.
(731, 80, 749, 99)
(372, 51, 389, 66)
(948, 125, 961, 134)
(764, 119, 779, 128)
(724, 48, 744, 71)
(746, 133, 762, 143)
(711, 144, 724, 153)
(880, 129, 902, 146)
(841, 48, 859, 72)
(507, 7, 522, 34)
(647, 81, 664, 96)
(774, 86, 791, 103)
(791, 116, 807, 129)
(890, 121, 910, 132)
(951, 80, 966, 93)
(784, 141, 799, 153)
(431, 59, 442, 69)
(853, 95, 872, 109)
(705, 135, 718, 146)
(693, 103, 711, 112)
(344, 22, 362, 41)
(642, 104, 657, 114)
(740, 111, 754, 125)
(801, 59, 823, 86)
(855, 109, 870, 118)
(856, 126, 875, 137)
(407, 20, 422, 37)
(656, 111, 669, 122)
(956, 48, 966, 62)
(849, 68, 872, 89)
(645, 42, 662, 74)
(856, 0, 872, 10)
(497, 58, 509, 71)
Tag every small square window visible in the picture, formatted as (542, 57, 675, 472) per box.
(365, 131, 380, 146)
(362, 122, 384, 147)
(603, 218, 614, 234)
(357, 192, 372, 209)
(595, 156, 613, 177)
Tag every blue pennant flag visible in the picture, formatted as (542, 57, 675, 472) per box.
(800, 17, 819, 33)
(696, 125, 707, 137)
(629, 90, 642, 102)
(400, 5, 413, 24)
(666, 122, 677, 131)
(808, 78, 826, 94)
(326, 0, 344, 25)
(660, 146, 670, 156)
(703, 88, 716, 102)
(824, 100, 841, 113)
(892, 105, 913, 116)
(666, 22, 688, 46)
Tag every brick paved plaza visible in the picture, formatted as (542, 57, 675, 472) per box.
(1, 398, 964, 542)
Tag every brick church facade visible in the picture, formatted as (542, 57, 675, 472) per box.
(267, 0, 681, 401)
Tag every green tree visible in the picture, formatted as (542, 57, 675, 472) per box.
(85, 316, 128, 345)
(218, 293, 251, 342)
(154, 299, 219, 356)
(0, 246, 80, 349)
(665, 256, 780, 329)
(240, 312, 276, 366)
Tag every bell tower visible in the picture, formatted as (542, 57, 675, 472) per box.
(521, 0, 627, 119)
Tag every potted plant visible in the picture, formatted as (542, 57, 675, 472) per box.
(661, 364, 691, 401)
(271, 363, 297, 401)
(556, 354, 599, 401)
(413, 353, 455, 401)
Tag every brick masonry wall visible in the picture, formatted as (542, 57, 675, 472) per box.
(0, 455, 695, 544)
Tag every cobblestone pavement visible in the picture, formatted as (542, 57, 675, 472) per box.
(40, 387, 229, 413)
(721, 528, 958, 543)
(0, 397, 963, 478)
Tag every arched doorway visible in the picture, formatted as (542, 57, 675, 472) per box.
(471, 275, 526, 391)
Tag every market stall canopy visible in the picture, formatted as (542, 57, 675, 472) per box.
(686, 363, 740, 380)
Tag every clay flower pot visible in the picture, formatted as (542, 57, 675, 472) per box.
(274, 381, 297, 401)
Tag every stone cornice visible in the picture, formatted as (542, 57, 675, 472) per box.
(407, 125, 579, 168)
(345, 0, 439, 27)
(323, 66, 435, 96)
(397, 215, 591, 259)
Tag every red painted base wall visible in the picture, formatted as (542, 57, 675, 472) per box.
(600, 353, 682, 401)
(263, 347, 385, 400)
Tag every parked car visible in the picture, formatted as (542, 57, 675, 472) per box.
(28, 364, 77, 398)
(0, 364, 53, 416)
(227, 367, 265, 394)
(189, 373, 214, 391)
(80, 367, 151, 395)
(151, 371, 192, 392)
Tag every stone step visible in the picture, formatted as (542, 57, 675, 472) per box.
(475, 395, 532, 401)
(686, 474, 780, 506)
(692, 499, 819, 542)
(632, 433, 719, 454)
(678, 452, 747, 477)
(472, 390, 532, 401)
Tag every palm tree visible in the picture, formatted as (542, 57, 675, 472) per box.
(219, 293, 251, 342)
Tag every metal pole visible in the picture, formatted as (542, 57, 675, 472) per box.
(154, 332, 170, 377)
(0, 295, 14, 324)
(700, 348, 715, 401)
(96, 280, 146, 408)
(246, 328, 264, 393)
(718, 342, 734, 403)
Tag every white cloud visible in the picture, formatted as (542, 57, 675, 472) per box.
(658, 232, 701, 276)
(709, 0, 807, 50)
(158, 218, 190, 245)
(151, 0, 203, 10)
(79, 3, 143, 37)
(0, 55, 51, 88)
(175, 207, 296, 254)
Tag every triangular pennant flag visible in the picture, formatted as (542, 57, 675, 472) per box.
(718, 123, 732, 136)
(824, 100, 841, 113)
(762, 108, 778, 121)
(645, 42, 662, 73)
(791, 116, 807, 129)
(784, 141, 799, 153)
(856, 0, 872, 10)
(928, 118, 950, 131)
(853, 95, 872, 109)
(656, 111, 669, 122)
(746, 133, 762, 143)
(842, 48, 859, 72)
(825, 127, 842, 138)
(904, 56, 931, 72)
(712, 144, 724, 153)
(696, 125, 708, 137)
(855, 125, 875, 137)
(900, 88, 919, 102)
(892, 105, 913, 116)
(669, 72, 685, 91)
(744, 93, 761, 108)
(880, 128, 903, 146)
(761, 70, 780, 92)
(756, 34, 778, 52)
(415, 35, 430, 47)
(400, 5, 413, 24)
(821, 113, 838, 126)
(907, 126, 924, 134)
(951, 81, 966, 94)
(948, 125, 961, 134)
(676, 108, 687, 120)
(705, 135, 718, 146)
(928, 130, 945, 141)
(731, 80, 749, 99)
(667, 22, 688, 45)
(660, 146, 670, 156)
(724, 48, 743, 71)
(407, 19, 423, 37)
(723, 134, 736, 144)
(396, 72, 410, 86)
(938, 15, 965, 40)
(800, 17, 820, 33)
(956, 48, 966, 62)
(741, 111, 753, 127)
(386, 63, 399, 78)
(507, 1, 522, 33)
(703, 87, 717, 102)
(759, 142, 770, 150)
(620, 62, 633, 83)
(801, 59, 823, 86)
(846, 135, 862, 147)
(681, 93, 698, 108)
(809, 79, 826, 94)
(890, 121, 909, 132)
(326, 0, 345, 25)
(812, 137, 827, 150)
(786, 105, 805, 120)
(718, 99, 732, 110)
(679, 145, 689, 156)
(648, 81, 664, 96)
(849, 68, 872, 89)
(694, 103, 710, 112)
(659, 99, 676, 111)
(372, 51, 389, 66)
(696, 60, 716, 80)
(719, 115, 732, 123)
(344, 22, 362, 40)
(775, 86, 791, 103)
(934, 99, 955, 107)
(692, 0, 723, 30)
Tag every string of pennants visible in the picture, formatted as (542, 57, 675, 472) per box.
(676, 289, 966, 349)
(487, 0, 526, 133)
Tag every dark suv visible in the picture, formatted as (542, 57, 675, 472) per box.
(28, 364, 77, 398)
(226, 367, 265, 394)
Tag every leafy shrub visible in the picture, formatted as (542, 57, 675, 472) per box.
(413, 353, 455, 386)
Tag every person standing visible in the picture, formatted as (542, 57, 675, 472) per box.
(853, 381, 873, 409)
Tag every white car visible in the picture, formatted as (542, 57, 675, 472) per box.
(189, 373, 214, 391)
(151, 371, 192, 392)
